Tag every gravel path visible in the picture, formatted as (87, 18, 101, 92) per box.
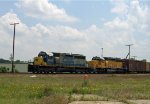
(69, 100, 150, 104)
(129, 100, 150, 104)
(69, 94, 150, 104)
(69, 101, 125, 104)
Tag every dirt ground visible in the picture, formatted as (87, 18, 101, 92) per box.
(128, 100, 150, 104)
(69, 94, 150, 104)
(69, 100, 150, 104)
(69, 101, 125, 104)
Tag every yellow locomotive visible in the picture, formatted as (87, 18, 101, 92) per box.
(88, 56, 123, 73)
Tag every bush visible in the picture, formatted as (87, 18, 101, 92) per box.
(0, 66, 9, 72)
(32, 94, 68, 104)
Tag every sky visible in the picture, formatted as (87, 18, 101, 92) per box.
(0, 0, 150, 61)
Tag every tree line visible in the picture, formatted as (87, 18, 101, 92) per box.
(0, 58, 27, 64)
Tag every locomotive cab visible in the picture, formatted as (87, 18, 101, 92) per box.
(33, 56, 47, 66)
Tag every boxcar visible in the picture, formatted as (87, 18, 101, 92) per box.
(146, 62, 150, 72)
(124, 60, 146, 72)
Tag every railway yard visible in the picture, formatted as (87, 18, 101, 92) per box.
(0, 73, 150, 104)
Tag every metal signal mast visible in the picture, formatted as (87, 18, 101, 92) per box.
(126, 44, 133, 59)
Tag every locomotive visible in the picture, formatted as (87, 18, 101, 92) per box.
(28, 51, 150, 73)
(88, 56, 126, 73)
(28, 51, 89, 73)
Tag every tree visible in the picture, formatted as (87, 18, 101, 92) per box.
(15, 60, 21, 63)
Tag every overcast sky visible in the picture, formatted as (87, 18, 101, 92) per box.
(0, 0, 150, 61)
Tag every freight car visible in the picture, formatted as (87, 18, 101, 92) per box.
(146, 62, 150, 72)
(123, 59, 150, 73)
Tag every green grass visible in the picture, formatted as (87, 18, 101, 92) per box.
(0, 74, 150, 104)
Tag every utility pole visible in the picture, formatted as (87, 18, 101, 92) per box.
(101, 48, 103, 57)
(126, 44, 133, 59)
(10, 23, 19, 73)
